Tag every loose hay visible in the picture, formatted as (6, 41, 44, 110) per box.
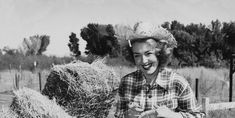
(0, 108, 17, 118)
(42, 59, 119, 118)
(10, 87, 72, 118)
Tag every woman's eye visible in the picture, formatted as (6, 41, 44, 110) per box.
(134, 55, 140, 58)
(146, 52, 152, 56)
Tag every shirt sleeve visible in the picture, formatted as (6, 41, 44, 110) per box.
(114, 77, 128, 118)
(175, 77, 205, 118)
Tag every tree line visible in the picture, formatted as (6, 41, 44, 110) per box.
(1, 19, 234, 70)
(69, 19, 235, 68)
(0, 35, 72, 71)
(163, 20, 235, 68)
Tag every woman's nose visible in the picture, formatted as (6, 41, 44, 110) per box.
(141, 55, 148, 63)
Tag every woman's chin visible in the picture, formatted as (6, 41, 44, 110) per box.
(142, 69, 155, 75)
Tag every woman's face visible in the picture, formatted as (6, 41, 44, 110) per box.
(132, 39, 159, 75)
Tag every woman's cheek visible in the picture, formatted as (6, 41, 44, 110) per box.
(134, 57, 141, 65)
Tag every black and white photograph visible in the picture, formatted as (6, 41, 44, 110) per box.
(0, 0, 235, 118)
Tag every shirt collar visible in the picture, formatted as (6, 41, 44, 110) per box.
(139, 68, 170, 90)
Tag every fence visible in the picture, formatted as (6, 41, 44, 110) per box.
(195, 78, 235, 118)
(202, 97, 235, 117)
(11, 62, 49, 92)
(13, 72, 43, 92)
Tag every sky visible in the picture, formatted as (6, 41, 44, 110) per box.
(0, 0, 235, 57)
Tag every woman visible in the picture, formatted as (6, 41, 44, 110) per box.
(115, 22, 204, 118)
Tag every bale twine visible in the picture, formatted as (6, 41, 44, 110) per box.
(9, 87, 72, 118)
(42, 59, 119, 118)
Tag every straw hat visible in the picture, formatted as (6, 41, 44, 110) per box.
(127, 22, 177, 50)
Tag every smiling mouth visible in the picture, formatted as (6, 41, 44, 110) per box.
(142, 63, 152, 70)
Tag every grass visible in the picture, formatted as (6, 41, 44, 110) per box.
(0, 65, 235, 118)
(175, 67, 232, 102)
(175, 67, 235, 118)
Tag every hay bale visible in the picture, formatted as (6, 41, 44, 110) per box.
(0, 108, 17, 118)
(10, 87, 72, 118)
(42, 59, 119, 118)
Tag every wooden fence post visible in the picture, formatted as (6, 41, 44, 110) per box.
(9, 64, 12, 73)
(229, 54, 235, 102)
(195, 78, 199, 100)
(14, 73, 19, 90)
(38, 72, 42, 92)
(202, 97, 209, 117)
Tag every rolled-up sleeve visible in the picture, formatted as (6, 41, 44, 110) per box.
(177, 83, 205, 118)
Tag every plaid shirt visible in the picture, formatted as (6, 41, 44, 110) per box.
(115, 68, 204, 118)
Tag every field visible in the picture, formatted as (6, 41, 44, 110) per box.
(0, 65, 235, 118)
(0, 69, 49, 109)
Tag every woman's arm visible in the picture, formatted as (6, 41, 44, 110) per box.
(114, 75, 130, 118)
(177, 83, 205, 118)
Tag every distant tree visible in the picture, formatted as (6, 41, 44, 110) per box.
(2, 46, 19, 56)
(68, 32, 81, 57)
(171, 20, 185, 31)
(38, 35, 50, 55)
(185, 23, 208, 35)
(184, 23, 219, 67)
(80, 23, 119, 57)
(161, 21, 171, 30)
(0, 49, 2, 56)
(222, 21, 235, 56)
(20, 35, 50, 56)
(209, 20, 224, 60)
(172, 30, 197, 66)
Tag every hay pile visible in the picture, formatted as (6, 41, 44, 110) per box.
(42, 60, 119, 118)
(0, 108, 17, 118)
(8, 87, 72, 118)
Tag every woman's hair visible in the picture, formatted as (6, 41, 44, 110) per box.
(119, 22, 177, 68)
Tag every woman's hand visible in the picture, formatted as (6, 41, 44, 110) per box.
(139, 106, 183, 118)
(155, 106, 182, 118)
(125, 108, 142, 118)
(138, 109, 158, 118)
(125, 102, 144, 118)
